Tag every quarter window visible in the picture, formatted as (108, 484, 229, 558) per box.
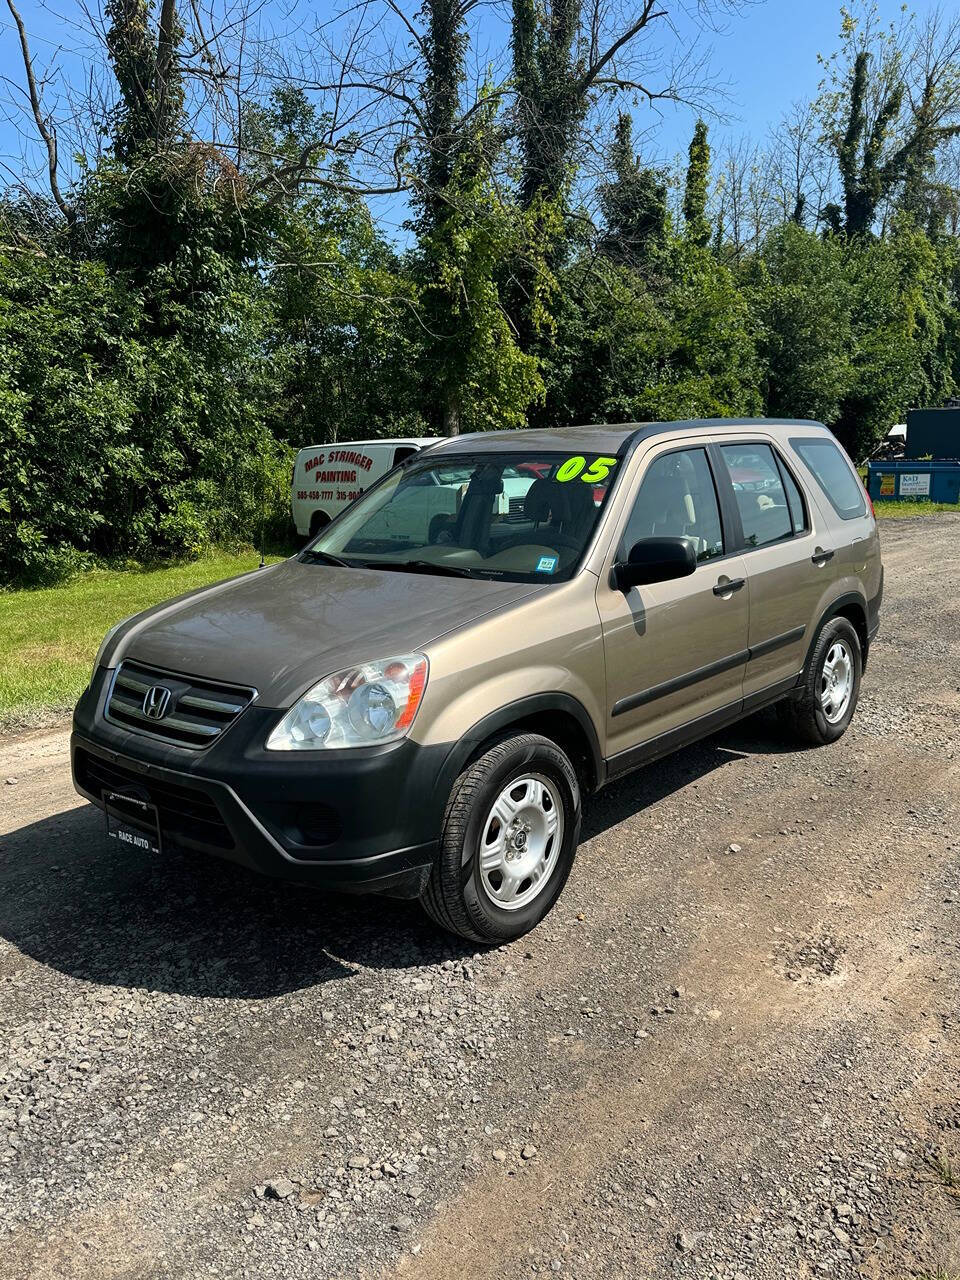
(720, 444, 793, 548)
(780, 457, 807, 534)
(790, 437, 866, 520)
(621, 448, 724, 562)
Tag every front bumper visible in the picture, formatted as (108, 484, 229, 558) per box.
(71, 668, 447, 896)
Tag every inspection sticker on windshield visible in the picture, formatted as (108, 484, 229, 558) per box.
(536, 555, 559, 574)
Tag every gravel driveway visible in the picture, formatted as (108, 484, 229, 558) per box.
(2, 516, 959, 1280)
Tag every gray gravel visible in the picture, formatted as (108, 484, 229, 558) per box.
(1, 514, 959, 1279)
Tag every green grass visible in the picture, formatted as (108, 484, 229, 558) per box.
(0, 550, 282, 728)
(926, 1151, 959, 1190)
(874, 500, 960, 518)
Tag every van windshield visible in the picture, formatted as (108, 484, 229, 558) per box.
(303, 451, 622, 582)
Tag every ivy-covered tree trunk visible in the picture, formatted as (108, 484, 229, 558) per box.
(599, 112, 667, 268)
(412, 4, 541, 435)
(105, 0, 185, 160)
(683, 119, 711, 248)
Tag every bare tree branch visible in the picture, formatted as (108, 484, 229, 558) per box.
(3, 0, 73, 221)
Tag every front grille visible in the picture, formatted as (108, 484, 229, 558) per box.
(76, 749, 234, 850)
(106, 660, 256, 749)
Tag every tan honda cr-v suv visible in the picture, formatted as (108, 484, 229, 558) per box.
(73, 419, 882, 944)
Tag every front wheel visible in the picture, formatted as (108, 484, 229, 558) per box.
(778, 617, 862, 745)
(421, 734, 582, 944)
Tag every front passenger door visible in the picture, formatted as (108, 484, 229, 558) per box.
(597, 445, 750, 764)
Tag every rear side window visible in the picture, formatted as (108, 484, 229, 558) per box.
(719, 444, 793, 548)
(393, 445, 419, 466)
(790, 438, 866, 520)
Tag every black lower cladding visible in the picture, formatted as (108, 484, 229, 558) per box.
(71, 668, 447, 895)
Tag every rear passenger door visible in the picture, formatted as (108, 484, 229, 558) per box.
(712, 439, 828, 701)
(598, 443, 750, 762)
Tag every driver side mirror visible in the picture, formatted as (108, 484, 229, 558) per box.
(613, 537, 697, 592)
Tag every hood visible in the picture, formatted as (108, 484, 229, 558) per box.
(112, 558, 544, 706)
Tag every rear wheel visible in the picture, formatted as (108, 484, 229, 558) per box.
(308, 510, 330, 538)
(778, 617, 861, 745)
(421, 734, 581, 944)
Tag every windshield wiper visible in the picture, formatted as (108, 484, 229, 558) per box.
(300, 548, 353, 567)
(374, 560, 477, 579)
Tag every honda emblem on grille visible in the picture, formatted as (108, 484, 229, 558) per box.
(142, 685, 172, 720)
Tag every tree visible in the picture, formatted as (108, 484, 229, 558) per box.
(766, 102, 832, 229)
(105, 0, 186, 160)
(899, 8, 960, 225)
(413, 98, 543, 435)
(683, 118, 711, 247)
(746, 225, 856, 429)
(714, 138, 773, 263)
(818, 5, 960, 235)
(598, 112, 667, 268)
(508, 0, 743, 338)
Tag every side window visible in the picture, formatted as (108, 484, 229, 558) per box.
(393, 445, 419, 467)
(621, 448, 724, 562)
(778, 455, 807, 534)
(720, 444, 792, 548)
(790, 437, 866, 520)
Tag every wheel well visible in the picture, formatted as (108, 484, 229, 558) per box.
(309, 510, 331, 536)
(833, 601, 868, 658)
(467, 710, 600, 795)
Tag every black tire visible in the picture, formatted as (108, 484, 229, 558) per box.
(421, 733, 582, 945)
(308, 510, 330, 538)
(778, 617, 862, 745)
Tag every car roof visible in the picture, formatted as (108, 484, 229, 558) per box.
(296, 437, 438, 452)
(426, 419, 828, 456)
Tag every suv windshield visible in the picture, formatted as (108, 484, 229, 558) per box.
(304, 451, 621, 581)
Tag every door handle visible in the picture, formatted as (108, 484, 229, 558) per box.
(811, 548, 835, 566)
(713, 577, 745, 596)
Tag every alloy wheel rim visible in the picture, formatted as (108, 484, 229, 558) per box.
(477, 773, 564, 912)
(820, 640, 853, 723)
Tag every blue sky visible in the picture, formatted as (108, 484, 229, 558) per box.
(0, 0, 944, 225)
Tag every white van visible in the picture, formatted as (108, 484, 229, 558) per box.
(291, 438, 439, 537)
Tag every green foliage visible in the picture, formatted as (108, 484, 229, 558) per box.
(512, 0, 581, 210)
(683, 119, 712, 248)
(0, 238, 290, 586)
(599, 113, 668, 268)
(4, 3, 960, 587)
(535, 236, 759, 427)
(747, 226, 856, 427)
(413, 97, 545, 434)
(747, 220, 957, 457)
(104, 0, 185, 161)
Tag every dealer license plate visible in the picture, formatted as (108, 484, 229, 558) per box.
(104, 790, 162, 855)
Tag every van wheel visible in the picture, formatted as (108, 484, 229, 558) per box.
(778, 617, 862, 745)
(421, 734, 581, 945)
(308, 511, 330, 538)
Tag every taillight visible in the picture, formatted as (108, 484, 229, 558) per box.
(866, 492, 875, 519)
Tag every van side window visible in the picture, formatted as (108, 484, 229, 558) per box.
(621, 448, 724, 562)
(720, 444, 793, 548)
(393, 446, 418, 467)
(790, 437, 866, 519)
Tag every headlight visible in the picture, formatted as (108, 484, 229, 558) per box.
(266, 654, 429, 751)
(92, 617, 133, 681)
